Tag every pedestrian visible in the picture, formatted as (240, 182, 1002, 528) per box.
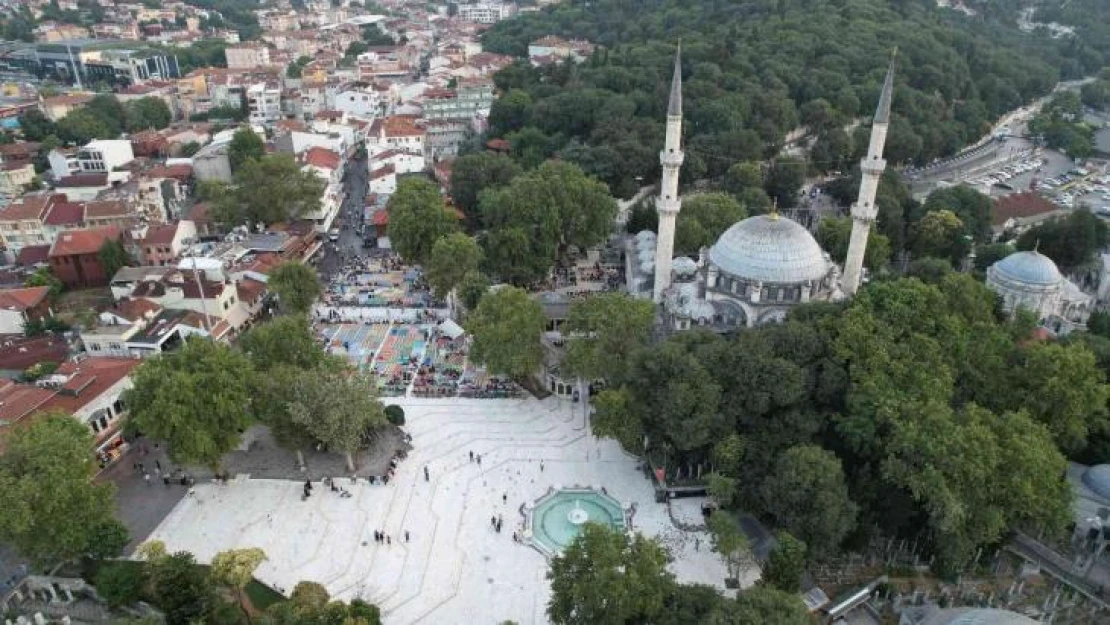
(476, 454, 482, 466)
(695, 538, 700, 552)
(155, 460, 162, 473)
(469, 450, 474, 462)
(132, 462, 138, 472)
(387, 535, 391, 546)
(540, 461, 544, 472)
(143, 472, 151, 486)
(503, 492, 507, 504)
(495, 519, 502, 533)
(424, 466, 429, 481)
(163, 476, 170, 487)
(405, 531, 410, 542)
(138, 462, 144, 473)
(491, 515, 496, 528)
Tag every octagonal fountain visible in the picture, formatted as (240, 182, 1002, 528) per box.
(523, 487, 630, 556)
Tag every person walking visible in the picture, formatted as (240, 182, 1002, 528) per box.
(503, 492, 507, 504)
(405, 531, 410, 542)
(476, 455, 482, 467)
(469, 451, 474, 462)
(143, 472, 151, 486)
(424, 466, 429, 481)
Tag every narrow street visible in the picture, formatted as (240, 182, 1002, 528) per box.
(317, 153, 370, 279)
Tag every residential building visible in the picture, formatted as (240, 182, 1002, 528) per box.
(368, 116, 425, 156)
(48, 148, 81, 181)
(456, 2, 517, 23)
(301, 147, 344, 233)
(527, 36, 596, 65)
(0, 162, 35, 195)
(54, 173, 114, 202)
(335, 84, 382, 119)
(0, 194, 63, 255)
(77, 140, 135, 173)
(40, 93, 94, 122)
(226, 44, 272, 70)
(0, 286, 52, 334)
(247, 82, 283, 125)
(48, 226, 123, 288)
(369, 163, 396, 195)
(139, 221, 196, 266)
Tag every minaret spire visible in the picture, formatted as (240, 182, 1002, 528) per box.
(653, 44, 685, 303)
(842, 50, 896, 296)
(667, 41, 682, 117)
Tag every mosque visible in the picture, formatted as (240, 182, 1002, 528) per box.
(631, 48, 894, 329)
(630, 47, 1092, 335)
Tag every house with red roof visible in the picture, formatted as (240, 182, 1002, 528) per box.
(992, 192, 1065, 236)
(0, 193, 65, 256)
(139, 221, 197, 266)
(48, 227, 123, 288)
(0, 286, 52, 334)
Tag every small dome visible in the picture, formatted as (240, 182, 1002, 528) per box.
(1083, 464, 1110, 500)
(635, 230, 656, 242)
(672, 256, 698, 277)
(637, 248, 655, 263)
(667, 282, 714, 321)
(991, 251, 1062, 286)
(708, 214, 830, 284)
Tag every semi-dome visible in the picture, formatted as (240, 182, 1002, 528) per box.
(1082, 464, 1110, 500)
(708, 214, 830, 283)
(992, 251, 1062, 286)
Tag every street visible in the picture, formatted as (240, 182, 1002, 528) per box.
(317, 153, 371, 279)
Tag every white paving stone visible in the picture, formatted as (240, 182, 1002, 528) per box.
(144, 397, 751, 625)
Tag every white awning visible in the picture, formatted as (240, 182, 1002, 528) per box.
(439, 319, 465, 340)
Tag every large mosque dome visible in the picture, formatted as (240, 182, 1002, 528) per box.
(708, 214, 831, 284)
(991, 250, 1063, 287)
(920, 608, 1040, 625)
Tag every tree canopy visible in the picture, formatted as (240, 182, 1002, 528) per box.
(228, 127, 265, 172)
(124, 337, 254, 468)
(465, 286, 546, 379)
(268, 261, 320, 316)
(674, 193, 746, 256)
(0, 412, 127, 565)
(425, 233, 484, 299)
(562, 292, 655, 383)
(210, 154, 324, 227)
(387, 177, 459, 265)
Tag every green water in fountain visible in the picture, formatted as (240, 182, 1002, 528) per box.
(532, 489, 625, 553)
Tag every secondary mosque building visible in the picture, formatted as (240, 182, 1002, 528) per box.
(632, 48, 896, 330)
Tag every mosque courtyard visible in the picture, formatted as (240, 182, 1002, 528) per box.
(143, 397, 746, 625)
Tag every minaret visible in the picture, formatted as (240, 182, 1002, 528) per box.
(842, 53, 896, 296)
(653, 46, 684, 302)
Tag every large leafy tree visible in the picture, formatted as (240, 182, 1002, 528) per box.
(56, 109, 114, 144)
(125, 97, 173, 132)
(288, 369, 386, 471)
(228, 126, 265, 172)
(1016, 208, 1108, 270)
(211, 547, 267, 623)
(562, 292, 655, 384)
(759, 444, 857, 558)
(387, 177, 458, 265)
(238, 315, 331, 372)
(547, 524, 674, 625)
(708, 587, 811, 625)
(761, 532, 807, 593)
(0, 412, 128, 565)
(261, 581, 382, 625)
(919, 186, 994, 243)
(124, 337, 255, 468)
(480, 160, 617, 285)
(150, 552, 216, 625)
(465, 286, 546, 379)
(425, 233, 483, 299)
(707, 511, 752, 583)
(674, 193, 746, 256)
(211, 154, 324, 227)
(488, 88, 533, 137)
(816, 217, 891, 270)
(910, 209, 968, 263)
(449, 152, 521, 222)
(267, 261, 320, 315)
(97, 238, 133, 279)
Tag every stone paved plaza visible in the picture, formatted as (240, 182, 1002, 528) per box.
(144, 397, 750, 625)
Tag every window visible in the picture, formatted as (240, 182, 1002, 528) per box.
(108, 342, 122, 351)
(89, 343, 101, 351)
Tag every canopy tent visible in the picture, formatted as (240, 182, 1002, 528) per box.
(439, 318, 465, 340)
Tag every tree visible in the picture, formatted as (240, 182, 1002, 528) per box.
(25, 266, 63, 301)
(239, 315, 330, 372)
(124, 337, 254, 468)
(590, 387, 642, 452)
(211, 154, 324, 227)
(449, 152, 521, 222)
(920, 186, 993, 243)
(480, 160, 617, 284)
(724, 162, 762, 198)
(458, 270, 491, 311)
(708, 587, 811, 625)
(465, 286, 546, 379)
(125, 97, 173, 132)
(228, 127, 265, 172)
(1008, 342, 1109, 453)
(96, 561, 145, 608)
(425, 233, 483, 299)
(98, 238, 132, 278)
(910, 209, 968, 263)
(0, 412, 127, 565)
(547, 524, 673, 625)
(1016, 209, 1108, 270)
(761, 532, 807, 593)
(211, 547, 267, 623)
(707, 511, 751, 584)
(288, 369, 386, 471)
(384, 404, 404, 426)
(387, 177, 458, 265)
(150, 552, 215, 625)
(674, 193, 746, 256)
(261, 582, 382, 625)
(816, 217, 891, 270)
(56, 109, 114, 144)
(268, 262, 320, 315)
(20, 109, 56, 141)
(765, 157, 806, 208)
(562, 292, 655, 383)
(759, 445, 857, 558)
(488, 89, 533, 136)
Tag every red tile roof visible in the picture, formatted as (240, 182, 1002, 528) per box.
(49, 226, 120, 257)
(382, 116, 423, 138)
(84, 200, 131, 219)
(236, 277, 267, 303)
(142, 223, 178, 246)
(0, 194, 57, 221)
(42, 201, 84, 226)
(111, 297, 162, 322)
(0, 286, 48, 312)
(371, 210, 389, 226)
(993, 192, 1060, 226)
(303, 146, 341, 171)
(40, 357, 141, 416)
(56, 173, 109, 188)
(369, 164, 395, 180)
(15, 245, 51, 267)
(145, 164, 193, 181)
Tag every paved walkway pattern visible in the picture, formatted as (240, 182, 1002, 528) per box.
(144, 398, 749, 624)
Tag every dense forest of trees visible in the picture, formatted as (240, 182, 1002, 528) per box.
(480, 0, 1108, 197)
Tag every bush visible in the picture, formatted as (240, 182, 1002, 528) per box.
(384, 405, 405, 426)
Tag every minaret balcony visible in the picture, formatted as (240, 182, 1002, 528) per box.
(860, 158, 886, 176)
(660, 150, 685, 167)
(850, 203, 878, 221)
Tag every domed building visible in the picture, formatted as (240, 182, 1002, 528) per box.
(662, 213, 841, 331)
(904, 607, 1040, 625)
(985, 250, 1091, 335)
